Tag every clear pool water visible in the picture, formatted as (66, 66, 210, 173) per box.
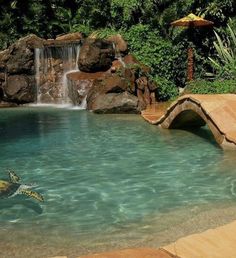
(1, 107, 236, 258)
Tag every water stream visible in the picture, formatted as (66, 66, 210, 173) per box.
(34, 44, 80, 105)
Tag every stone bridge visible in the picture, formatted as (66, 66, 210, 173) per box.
(141, 94, 236, 149)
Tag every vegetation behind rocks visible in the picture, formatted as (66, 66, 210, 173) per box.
(1, 0, 236, 100)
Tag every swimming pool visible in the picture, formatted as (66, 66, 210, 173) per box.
(0, 107, 236, 257)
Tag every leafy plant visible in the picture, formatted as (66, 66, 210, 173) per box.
(186, 79, 236, 94)
(70, 23, 91, 36)
(196, 0, 234, 25)
(152, 76, 179, 101)
(123, 24, 182, 83)
(208, 22, 236, 79)
(88, 27, 119, 39)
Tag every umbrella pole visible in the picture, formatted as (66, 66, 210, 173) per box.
(187, 47, 194, 81)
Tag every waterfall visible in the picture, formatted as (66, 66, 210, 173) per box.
(113, 42, 126, 67)
(34, 43, 80, 105)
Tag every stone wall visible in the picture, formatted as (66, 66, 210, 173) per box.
(0, 34, 43, 104)
(0, 33, 82, 105)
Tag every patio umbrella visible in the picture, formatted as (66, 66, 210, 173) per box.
(171, 13, 214, 81)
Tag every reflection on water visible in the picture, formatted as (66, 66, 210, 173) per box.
(0, 197, 43, 215)
(0, 107, 236, 258)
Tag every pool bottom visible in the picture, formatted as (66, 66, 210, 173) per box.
(0, 109, 235, 258)
(1, 201, 236, 258)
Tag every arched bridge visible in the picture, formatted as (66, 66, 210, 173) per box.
(141, 94, 236, 149)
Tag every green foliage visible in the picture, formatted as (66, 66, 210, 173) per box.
(152, 76, 179, 101)
(0, 10, 18, 48)
(88, 28, 119, 39)
(123, 24, 182, 83)
(73, 0, 111, 29)
(0, 0, 235, 98)
(186, 79, 236, 94)
(53, 7, 73, 31)
(110, 0, 141, 27)
(209, 21, 236, 79)
(196, 0, 235, 25)
(70, 24, 91, 36)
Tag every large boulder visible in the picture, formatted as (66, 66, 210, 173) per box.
(86, 73, 130, 107)
(0, 34, 44, 75)
(78, 38, 115, 72)
(4, 75, 36, 103)
(0, 34, 44, 104)
(90, 74, 127, 95)
(135, 76, 158, 107)
(86, 72, 143, 113)
(56, 32, 83, 41)
(123, 54, 151, 74)
(0, 33, 156, 109)
(88, 92, 140, 114)
(66, 71, 128, 106)
(106, 34, 128, 55)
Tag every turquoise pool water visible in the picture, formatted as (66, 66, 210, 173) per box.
(1, 107, 236, 257)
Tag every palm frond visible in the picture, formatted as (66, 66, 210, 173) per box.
(209, 24, 236, 79)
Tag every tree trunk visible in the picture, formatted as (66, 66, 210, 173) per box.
(187, 47, 194, 81)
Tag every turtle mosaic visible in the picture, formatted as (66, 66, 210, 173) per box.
(0, 170, 44, 202)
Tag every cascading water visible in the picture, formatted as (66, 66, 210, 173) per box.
(113, 42, 126, 67)
(34, 43, 80, 105)
(61, 45, 80, 105)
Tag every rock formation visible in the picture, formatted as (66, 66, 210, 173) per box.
(67, 59, 156, 113)
(67, 35, 158, 113)
(89, 92, 139, 114)
(0, 33, 83, 105)
(56, 32, 83, 41)
(107, 34, 128, 55)
(67, 71, 107, 106)
(0, 33, 158, 112)
(0, 34, 44, 104)
(6, 74, 35, 103)
(78, 38, 115, 72)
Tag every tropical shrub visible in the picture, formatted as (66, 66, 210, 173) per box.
(186, 79, 236, 94)
(87, 27, 119, 39)
(122, 24, 183, 83)
(152, 76, 179, 101)
(208, 22, 236, 79)
(0, 0, 235, 95)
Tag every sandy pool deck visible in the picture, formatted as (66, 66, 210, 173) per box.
(71, 219, 236, 258)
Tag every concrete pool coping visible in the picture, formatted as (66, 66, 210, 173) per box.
(48, 219, 236, 258)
